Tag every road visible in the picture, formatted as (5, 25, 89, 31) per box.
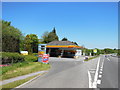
(19, 56, 118, 88)
(20, 57, 98, 88)
(97, 56, 118, 88)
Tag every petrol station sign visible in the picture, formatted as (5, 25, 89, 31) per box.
(38, 44, 49, 64)
(42, 54, 49, 64)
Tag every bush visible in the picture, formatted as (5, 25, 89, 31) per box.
(2, 52, 25, 64)
(24, 55, 38, 62)
(31, 53, 38, 56)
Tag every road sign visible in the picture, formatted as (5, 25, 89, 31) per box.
(42, 54, 49, 64)
(93, 49, 97, 53)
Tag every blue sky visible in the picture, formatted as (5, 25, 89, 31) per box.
(2, 2, 118, 49)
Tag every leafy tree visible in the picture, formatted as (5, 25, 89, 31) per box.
(19, 34, 25, 51)
(41, 27, 59, 43)
(41, 31, 50, 43)
(48, 27, 59, 41)
(24, 34, 39, 53)
(104, 48, 115, 54)
(2, 20, 22, 52)
(0, 20, 2, 52)
(62, 37, 68, 41)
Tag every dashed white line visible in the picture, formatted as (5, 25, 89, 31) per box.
(99, 75, 102, 78)
(100, 68, 103, 71)
(97, 80, 101, 84)
(100, 71, 102, 74)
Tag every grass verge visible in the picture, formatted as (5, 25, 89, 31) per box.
(84, 56, 99, 61)
(0, 74, 41, 89)
(1, 62, 50, 80)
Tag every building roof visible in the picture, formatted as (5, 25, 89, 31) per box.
(47, 41, 77, 45)
(46, 41, 83, 49)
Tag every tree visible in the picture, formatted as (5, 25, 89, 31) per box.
(2, 20, 22, 52)
(41, 27, 59, 43)
(61, 37, 68, 41)
(104, 48, 114, 54)
(52, 27, 56, 33)
(24, 34, 39, 53)
(48, 27, 59, 41)
(40, 31, 49, 43)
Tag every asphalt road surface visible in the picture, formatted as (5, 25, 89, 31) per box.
(98, 55, 118, 88)
(20, 57, 98, 88)
(19, 56, 118, 88)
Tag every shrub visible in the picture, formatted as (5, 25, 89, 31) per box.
(31, 53, 38, 56)
(24, 55, 38, 62)
(2, 52, 25, 64)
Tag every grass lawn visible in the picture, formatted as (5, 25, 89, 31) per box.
(1, 55, 50, 80)
(0, 74, 41, 89)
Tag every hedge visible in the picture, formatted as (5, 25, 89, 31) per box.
(24, 55, 38, 62)
(2, 52, 25, 64)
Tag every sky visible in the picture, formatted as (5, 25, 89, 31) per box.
(2, 0, 120, 2)
(2, 2, 118, 49)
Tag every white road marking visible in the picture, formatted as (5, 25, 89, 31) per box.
(99, 75, 102, 78)
(101, 57, 105, 69)
(97, 80, 101, 84)
(100, 71, 102, 74)
(90, 69, 96, 73)
(88, 70, 93, 88)
(92, 57, 101, 88)
(15, 74, 43, 88)
(100, 68, 103, 71)
(88, 56, 105, 88)
(107, 58, 110, 61)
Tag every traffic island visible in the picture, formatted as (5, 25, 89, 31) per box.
(84, 56, 99, 61)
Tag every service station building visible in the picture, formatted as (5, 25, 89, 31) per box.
(46, 41, 83, 58)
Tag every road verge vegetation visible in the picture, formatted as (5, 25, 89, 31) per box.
(84, 56, 99, 61)
(0, 74, 41, 89)
(2, 52, 25, 64)
(1, 53, 50, 80)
